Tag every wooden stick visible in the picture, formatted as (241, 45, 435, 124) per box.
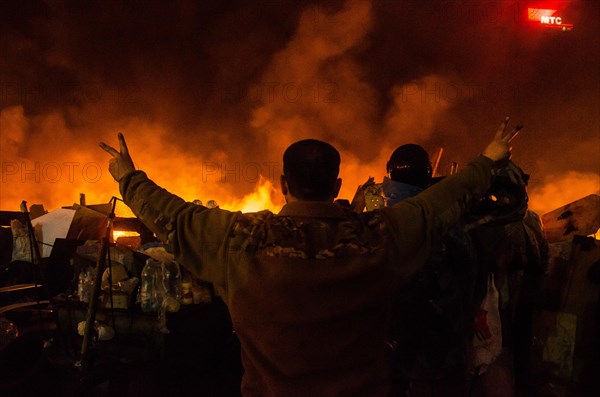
(432, 148, 443, 177)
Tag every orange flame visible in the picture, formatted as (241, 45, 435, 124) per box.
(112, 230, 140, 240)
(220, 177, 284, 213)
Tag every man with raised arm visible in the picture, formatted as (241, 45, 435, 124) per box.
(100, 118, 518, 397)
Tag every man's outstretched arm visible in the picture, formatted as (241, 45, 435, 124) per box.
(100, 133, 237, 291)
(380, 118, 521, 282)
(100, 133, 194, 243)
(414, 116, 521, 230)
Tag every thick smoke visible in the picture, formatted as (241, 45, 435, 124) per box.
(1, 0, 598, 214)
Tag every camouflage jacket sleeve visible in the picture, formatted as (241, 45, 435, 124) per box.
(379, 155, 493, 283)
(119, 171, 239, 294)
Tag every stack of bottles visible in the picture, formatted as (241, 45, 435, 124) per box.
(139, 259, 213, 333)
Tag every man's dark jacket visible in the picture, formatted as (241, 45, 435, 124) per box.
(118, 156, 494, 397)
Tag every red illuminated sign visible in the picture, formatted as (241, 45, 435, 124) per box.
(527, 6, 574, 30)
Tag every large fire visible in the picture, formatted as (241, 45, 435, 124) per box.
(1, 99, 598, 220)
(220, 177, 284, 214)
(1, 103, 598, 218)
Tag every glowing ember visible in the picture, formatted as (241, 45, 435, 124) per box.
(112, 230, 140, 240)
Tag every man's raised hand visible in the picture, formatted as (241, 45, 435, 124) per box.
(99, 133, 136, 182)
(482, 117, 523, 164)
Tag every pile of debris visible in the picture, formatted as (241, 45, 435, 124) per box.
(533, 194, 600, 395)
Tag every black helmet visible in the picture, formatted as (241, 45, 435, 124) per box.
(386, 144, 433, 189)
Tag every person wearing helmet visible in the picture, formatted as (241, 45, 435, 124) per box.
(383, 144, 476, 397)
(383, 144, 433, 206)
(466, 162, 548, 397)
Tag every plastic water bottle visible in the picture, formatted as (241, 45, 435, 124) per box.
(140, 259, 161, 312)
(77, 267, 94, 303)
(162, 261, 182, 303)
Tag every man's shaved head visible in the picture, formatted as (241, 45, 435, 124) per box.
(283, 139, 341, 201)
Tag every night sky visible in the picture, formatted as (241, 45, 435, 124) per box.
(1, 0, 599, 214)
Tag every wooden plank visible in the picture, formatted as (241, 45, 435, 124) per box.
(0, 300, 50, 314)
(0, 283, 43, 293)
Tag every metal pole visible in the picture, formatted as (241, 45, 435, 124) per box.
(77, 198, 116, 371)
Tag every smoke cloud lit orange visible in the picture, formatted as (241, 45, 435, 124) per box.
(528, 171, 600, 216)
